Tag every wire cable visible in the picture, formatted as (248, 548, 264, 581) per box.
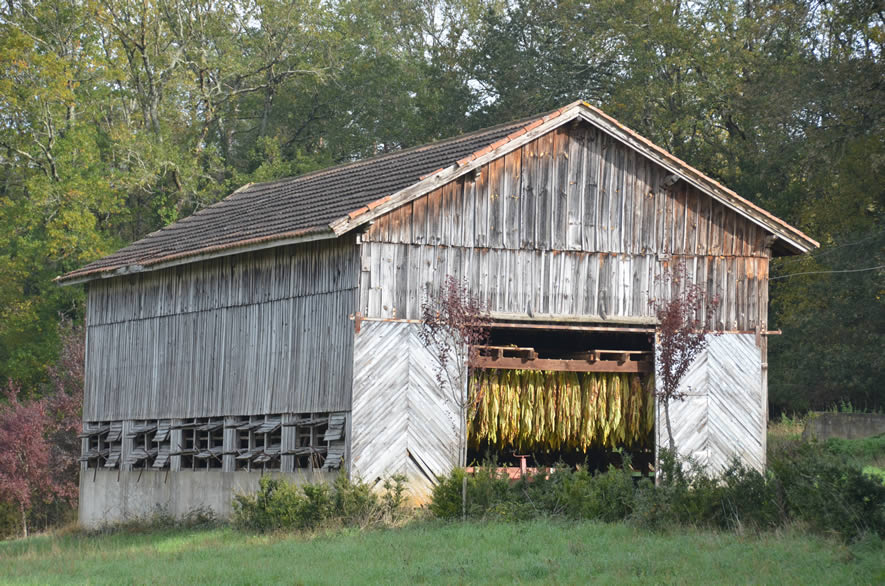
(770, 265, 885, 280)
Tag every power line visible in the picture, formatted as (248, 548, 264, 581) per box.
(810, 230, 885, 259)
(770, 265, 885, 280)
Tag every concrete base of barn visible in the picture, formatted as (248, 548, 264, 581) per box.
(78, 469, 336, 527)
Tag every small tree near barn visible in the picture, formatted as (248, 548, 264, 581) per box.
(651, 263, 720, 452)
(0, 320, 83, 538)
(419, 276, 491, 467)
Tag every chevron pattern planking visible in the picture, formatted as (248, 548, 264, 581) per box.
(706, 334, 764, 472)
(350, 320, 460, 501)
(657, 349, 710, 468)
(350, 321, 411, 487)
(657, 334, 764, 475)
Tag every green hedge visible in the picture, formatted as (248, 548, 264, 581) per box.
(430, 445, 885, 541)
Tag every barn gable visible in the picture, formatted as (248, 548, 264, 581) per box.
(356, 119, 773, 332)
(332, 101, 817, 257)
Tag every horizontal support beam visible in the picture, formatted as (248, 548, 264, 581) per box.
(491, 322, 656, 333)
(471, 356, 652, 373)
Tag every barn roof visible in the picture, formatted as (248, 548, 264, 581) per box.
(58, 101, 817, 284)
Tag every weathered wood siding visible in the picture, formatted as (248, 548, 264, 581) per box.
(84, 238, 359, 420)
(361, 122, 770, 331)
(350, 320, 459, 500)
(656, 334, 765, 473)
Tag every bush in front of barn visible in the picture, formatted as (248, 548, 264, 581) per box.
(767, 439, 885, 539)
(630, 450, 782, 532)
(231, 472, 407, 532)
(430, 459, 639, 522)
(429, 446, 885, 541)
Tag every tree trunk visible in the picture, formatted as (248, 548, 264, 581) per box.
(663, 398, 676, 451)
(20, 503, 28, 539)
(458, 409, 466, 467)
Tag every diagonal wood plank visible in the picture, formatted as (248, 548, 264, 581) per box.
(656, 334, 765, 476)
(351, 320, 462, 501)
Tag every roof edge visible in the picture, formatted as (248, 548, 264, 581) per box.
(329, 101, 583, 235)
(331, 100, 818, 255)
(573, 103, 819, 254)
(56, 226, 336, 286)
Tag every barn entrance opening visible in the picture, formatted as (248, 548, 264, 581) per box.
(466, 324, 656, 477)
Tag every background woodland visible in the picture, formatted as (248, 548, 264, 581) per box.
(0, 0, 882, 533)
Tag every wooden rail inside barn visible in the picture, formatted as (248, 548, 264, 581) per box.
(471, 346, 653, 373)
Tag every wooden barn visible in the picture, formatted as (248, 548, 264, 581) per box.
(58, 101, 817, 524)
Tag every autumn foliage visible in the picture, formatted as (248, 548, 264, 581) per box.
(419, 276, 491, 466)
(651, 263, 720, 451)
(0, 320, 83, 538)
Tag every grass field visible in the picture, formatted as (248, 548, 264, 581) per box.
(1, 520, 883, 585)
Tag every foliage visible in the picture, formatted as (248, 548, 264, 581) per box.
(769, 228, 884, 414)
(0, 382, 77, 538)
(822, 434, 885, 469)
(430, 445, 885, 541)
(85, 505, 219, 536)
(232, 473, 407, 533)
(632, 449, 781, 533)
(419, 275, 491, 466)
(768, 439, 885, 539)
(430, 461, 639, 522)
(650, 263, 720, 450)
(0, 321, 82, 539)
(556, 464, 638, 523)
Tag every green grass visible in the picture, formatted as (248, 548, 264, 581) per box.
(1, 520, 883, 585)
(864, 466, 885, 485)
(826, 435, 885, 468)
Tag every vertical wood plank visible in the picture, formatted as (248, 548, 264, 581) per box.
(552, 128, 570, 251)
(536, 132, 553, 249)
(504, 150, 522, 249)
(475, 162, 490, 247)
(519, 143, 536, 249)
(567, 125, 585, 251)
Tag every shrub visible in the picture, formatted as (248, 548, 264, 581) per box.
(380, 474, 408, 520)
(769, 440, 885, 540)
(632, 453, 781, 532)
(232, 476, 309, 532)
(431, 462, 638, 523)
(823, 434, 885, 467)
(556, 465, 637, 522)
(233, 473, 408, 533)
(85, 505, 218, 536)
(430, 446, 884, 542)
(429, 467, 467, 520)
(429, 465, 516, 520)
(334, 472, 378, 524)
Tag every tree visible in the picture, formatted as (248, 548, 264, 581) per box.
(467, 0, 617, 126)
(419, 275, 491, 467)
(44, 319, 84, 505)
(0, 320, 81, 538)
(0, 382, 53, 538)
(651, 263, 720, 451)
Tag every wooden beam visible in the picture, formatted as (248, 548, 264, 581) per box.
(477, 345, 538, 360)
(471, 356, 652, 373)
